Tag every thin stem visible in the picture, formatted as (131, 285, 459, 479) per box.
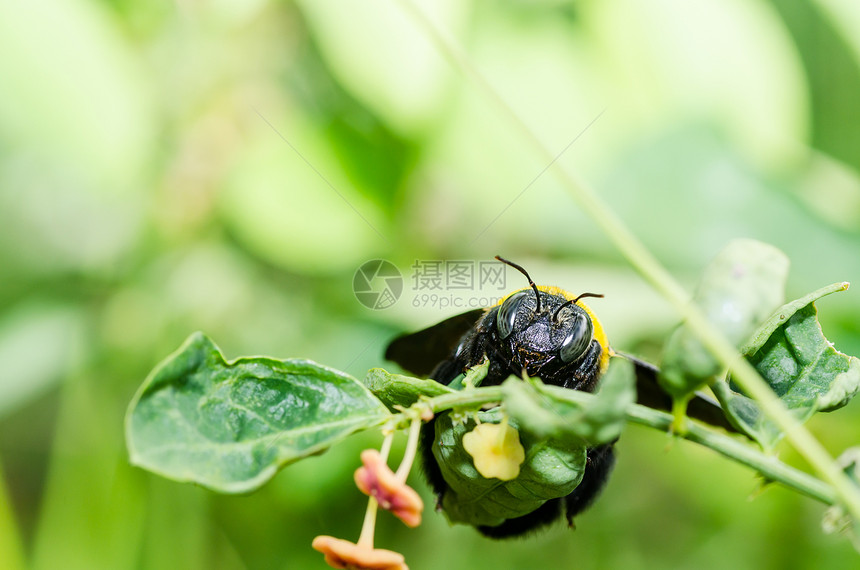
(425, 387, 503, 414)
(396, 0, 860, 521)
(395, 419, 421, 482)
(357, 498, 378, 549)
(670, 396, 691, 436)
(379, 431, 394, 464)
(624, 401, 836, 505)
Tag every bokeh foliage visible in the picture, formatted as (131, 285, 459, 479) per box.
(2, 0, 860, 568)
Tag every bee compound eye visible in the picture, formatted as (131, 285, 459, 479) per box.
(559, 312, 594, 363)
(496, 291, 529, 340)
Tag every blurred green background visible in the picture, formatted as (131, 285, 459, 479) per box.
(2, 0, 860, 568)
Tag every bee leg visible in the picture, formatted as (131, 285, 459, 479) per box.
(564, 444, 616, 525)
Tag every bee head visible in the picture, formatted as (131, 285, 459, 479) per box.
(493, 256, 603, 375)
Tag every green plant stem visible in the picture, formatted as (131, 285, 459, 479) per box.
(670, 396, 691, 436)
(395, 419, 421, 481)
(415, 386, 836, 506)
(623, 402, 836, 505)
(424, 386, 503, 415)
(396, 0, 860, 521)
(358, 498, 378, 549)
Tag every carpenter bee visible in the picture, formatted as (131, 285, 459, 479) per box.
(386, 256, 734, 538)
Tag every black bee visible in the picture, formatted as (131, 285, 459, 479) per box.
(386, 256, 734, 538)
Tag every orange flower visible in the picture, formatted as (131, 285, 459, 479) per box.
(354, 450, 423, 527)
(311, 535, 408, 570)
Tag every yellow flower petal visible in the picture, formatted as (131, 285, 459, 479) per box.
(462, 422, 525, 481)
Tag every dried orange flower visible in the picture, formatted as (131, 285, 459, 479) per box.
(462, 421, 525, 481)
(311, 535, 408, 570)
(354, 449, 424, 527)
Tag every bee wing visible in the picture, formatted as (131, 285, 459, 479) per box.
(617, 352, 739, 433)
(385, 309, 486, 377)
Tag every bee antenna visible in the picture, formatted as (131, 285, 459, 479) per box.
(495, 255, 541, 313)
(553, 292, 604, 322)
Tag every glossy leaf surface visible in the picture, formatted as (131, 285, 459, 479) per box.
(126, 333, 390, 493)
(714, 284, 860, 449)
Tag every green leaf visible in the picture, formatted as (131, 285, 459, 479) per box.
(502, 363, 634, 446)
(363, 367, 454, 411)
(126, 332, 390, 493)
(432, 407, 587, 528)
(659, 239, 789, 399)
(713, 283, 860, 450)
